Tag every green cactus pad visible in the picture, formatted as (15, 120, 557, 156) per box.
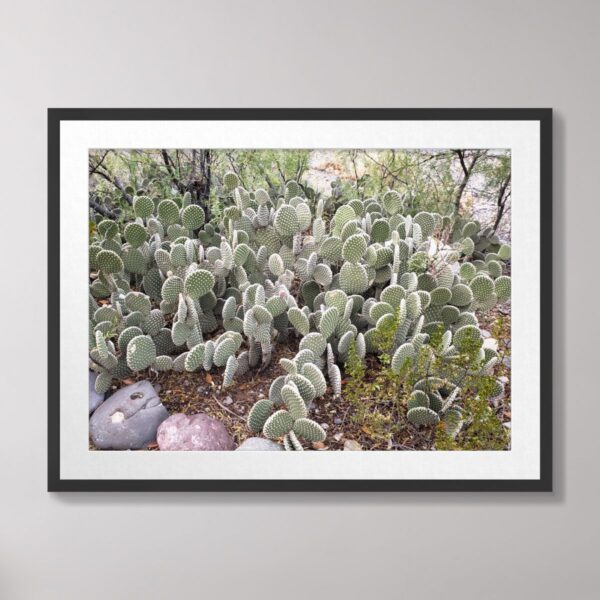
(461, 237, 475, 255)
(184, 343, 205, 371)
(273, 205, 300, 237)
(319, 306, 339, 339)
(453, 324, 483, 353)
(126, 335, 157, 371)
(283, 431, 304, 451)
(319, 237, 343, 261)
(222, 354, 238, 388)
(288, 307, 310, 336)
(288, 374, 317, 405)
(339, 262, 369, 294)
(157, 199, 180, 225)
(380, 285, 405, 308)
(430, 287, 452, 306)
(370, 302, 394, 322)
(184, 270, 215, 299)
(96, 250, 123, 274)
(441, 305, 460, 325)
(408, 390, 430, 410)
(161, 276, 184, 304)
(371, 219, 392, 243)
(469, 274, 495, 302)
(498, 244, 511, 260)
(459, 262, 477, 281)
(462, 221, 479, 238)
(133, 196, 155, 219)
(342, 233, 368, 263)
(213, 337, 237, 367)
(124, 223, 147, 248)
(407, 406, 440, 427)
(267, 254, 284, 277)
(247, 399, 275, 432)
(299, 332, 327, 357)
(293, 418, 326, 442)
(301, 363, 327, 397)
(311, 263, 331, 288)
(263, 410, 295, 439)
(391, 342, 415, 373)
(154, 355, 173, 371)
(117, 326, 143, 352)
(382, 190, 402, 215)
(406, 292, 422, 320)
(450, 284, 474, 307)
(268, 376, 287, 405)
(414, 212, 436, 238)
(281, 383, 308, 420)
(495, 275, 511, 302)
(98, 219, 119, 238)
(181, 204, 205, 230)
(266, 296, 287, 318)
(223, 171, 240, 191)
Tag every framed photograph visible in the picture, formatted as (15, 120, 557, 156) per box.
(48, 108, 552, 492)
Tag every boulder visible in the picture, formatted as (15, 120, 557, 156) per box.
(236, 437, 283, 451)
(157, 413, 235, 451)
(89, 371, 105, 415)
(89, 380, 169, 450)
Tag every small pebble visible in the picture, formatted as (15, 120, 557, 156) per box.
(343, 439, 363, 451)
(320, 423, 329, 430)
(334, 417, 342, 425)
(223, 396, 233, 406)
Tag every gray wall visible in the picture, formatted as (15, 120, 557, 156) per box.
(1, 1, 594, 598)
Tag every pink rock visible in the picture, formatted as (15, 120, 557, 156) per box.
(157, 413, 235, 451)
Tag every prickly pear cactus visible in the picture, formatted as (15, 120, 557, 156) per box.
(89, 177, 511, 450)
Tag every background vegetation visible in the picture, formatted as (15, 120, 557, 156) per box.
(89, 148, 511, 234)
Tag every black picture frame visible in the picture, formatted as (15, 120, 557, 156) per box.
(48, 108, 552, 492)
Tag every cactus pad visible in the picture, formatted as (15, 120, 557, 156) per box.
(126, 335, 157, 371)
(185, 270, 215, 299)
(263, 410, 295, 439)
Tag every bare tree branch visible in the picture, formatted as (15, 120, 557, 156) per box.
(452, 149, 486, 215)
(89, 199, 117, 219)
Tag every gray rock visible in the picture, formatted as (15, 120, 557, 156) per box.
(236, 438, 284, 451)
(157, 413, 235, 451)
(89, 381, 169, 450)
(89, 371, 105, 415)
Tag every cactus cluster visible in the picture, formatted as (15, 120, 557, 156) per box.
(89, 179, 510, 449)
